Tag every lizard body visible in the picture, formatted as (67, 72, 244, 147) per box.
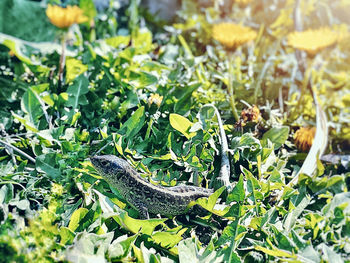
(91, 155, 213, 218)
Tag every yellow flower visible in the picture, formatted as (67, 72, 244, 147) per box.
(148, 94, 163, 107)
(212, 22, 257, 50)
(235, 0, 253, 6)
(294, 127, 316, 152)
(287, 28, 339, 56)
(46, 4, 88, 29)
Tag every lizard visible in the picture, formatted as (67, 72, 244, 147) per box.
(90, 155, 213, 219)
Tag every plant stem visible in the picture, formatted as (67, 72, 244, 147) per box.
(227, 53, 239, 121)
(0, 139, 36, 163)
(58, 33, 67, 84)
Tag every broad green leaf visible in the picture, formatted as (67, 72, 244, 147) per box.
(79, 0, 97, 20)
(169, 114, 196, 139)
(298, 246, 321, 263)
(68, 208, 89, 232)
(317, 244, 343, 263)
(36, 153, 61, 179)
(322, 192, 350, 216)
(227, 174, 245, 202)
(194, 186, 225, 213)
(66, 58, 88, 83)
(219, 246, 241, 263)
(133, 27, 154, 54)
(113, 212, 166, 235)
(174, 83, 200, 114)
(284, 194, 311, 232)
(244, 168, 263, 204)
(9, 199, 30, 210)
(12, 112, 39, 132)
(66, 75, 90, 109)
(0, 184, 13, 204)
(149, 153, 173, 160)
(60, 227, 75, 245)
(119, 90, 139, 116)
(178, 238, 198, 262)
(135, 71, 158, 87)
(21, 87, 43, 128)
(262, 126, 290, 149)
(65, 232, 114, 261)
(0, 0, 56, 42)
(139, 242, 165, 263)
(119, 106, 145, 137)
(217, 221, 247, 250)
(108, 234, 137, 261)
(151, 227, 187, 249)
(105, 35, 131, 48)
(1, 37, 36, 65)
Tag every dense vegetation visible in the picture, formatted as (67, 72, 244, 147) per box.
(0, 0, 349, 262)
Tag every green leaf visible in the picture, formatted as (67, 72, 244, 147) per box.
(151, 227, 187, 249)
(9, 199, 30, 210)
(108, 234, 137, 261)
(219, 246, 242, 263)
(262, 126, 290, 149)
(119, 106, 145, 138)
(0, 0, 56, 42)
(60, 227, 75, 245)
(68, 208, 89, 232)
(65, 232, 114, 262)
(66, 75, 90, 109)
(0, 184, 13, 204)
(194, 186, 225, 212)
(174, 83, 200, 114)
(284, 193, 310, 232)
(36, 153, 61, 179)
(169, 114, 196, 139)
(129, 71, 158, 88)
(21, 87, 44, 128)
(227, 174, 245, 202)
(133, 28, 154, 54)
(66, 58, 88, 83)
(317, 244, 343, 263)
(255, 245, 296, 258)
(1, 38, 33, 64)
(105, 35, 131, 48)
(113, 211, 166, 235)
(178, 238, 198, 262)
(79, 0, 97, 20)
(322, 192, 350, 216)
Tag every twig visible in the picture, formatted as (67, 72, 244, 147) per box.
(2, 132, 36, 138)
(0, 139, 36, 164)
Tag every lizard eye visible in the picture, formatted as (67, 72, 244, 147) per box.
(100, 159, 108, 166)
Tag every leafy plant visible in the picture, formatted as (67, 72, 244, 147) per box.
(0, 0, 349, 262)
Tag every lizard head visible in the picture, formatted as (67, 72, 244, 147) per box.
(90, 155, 128, 181)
